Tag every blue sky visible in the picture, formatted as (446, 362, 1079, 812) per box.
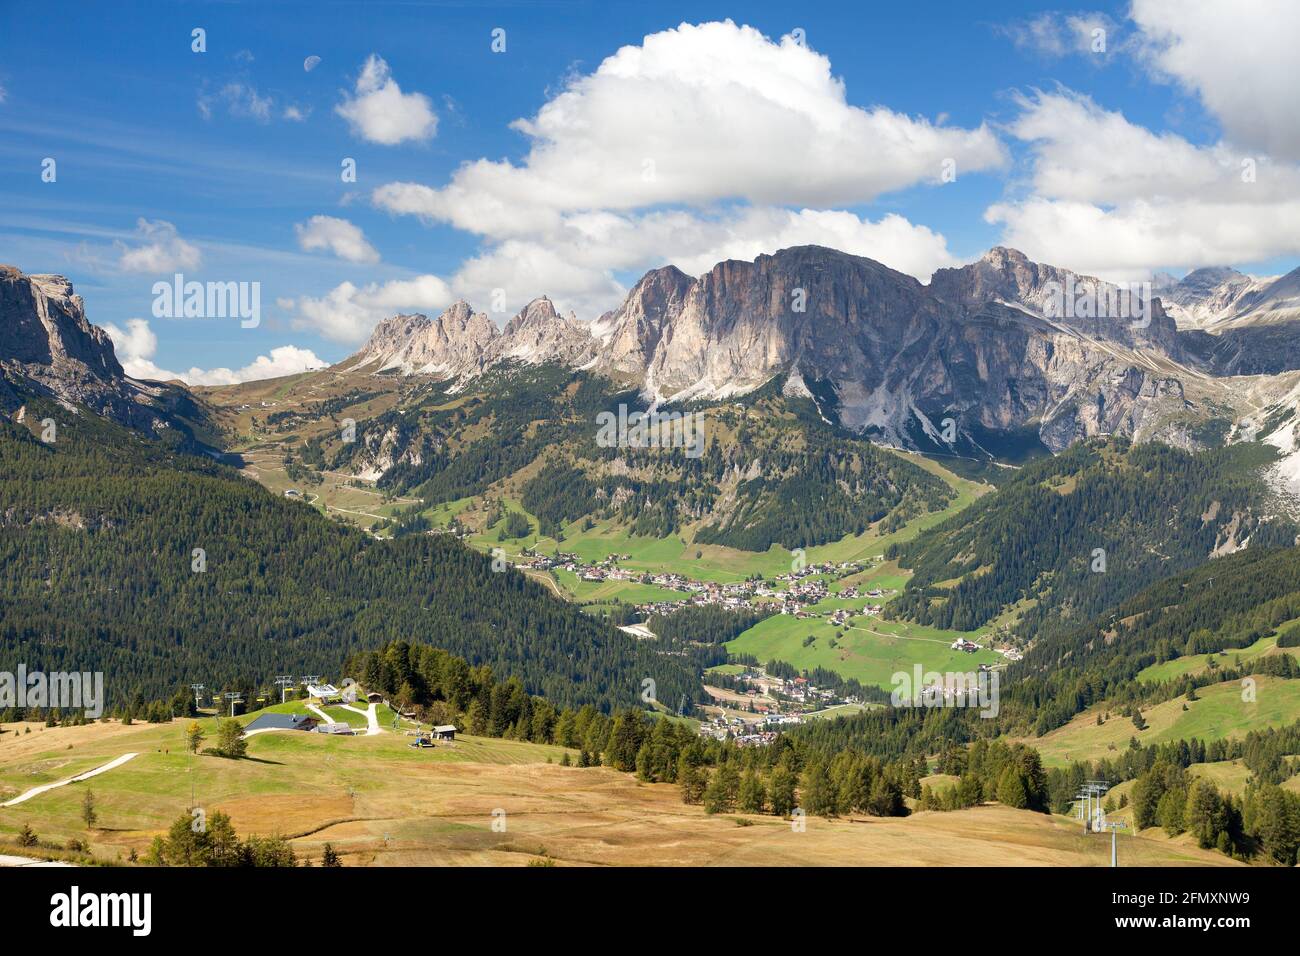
(2, 0, 1297, 383)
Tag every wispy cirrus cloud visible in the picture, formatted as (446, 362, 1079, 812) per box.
(998, 11, 1119, 59)
(197, 82, 274, 123)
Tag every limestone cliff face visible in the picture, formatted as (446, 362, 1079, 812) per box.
(349, 296, 597, 377)
(333, 244, 1281, 454)
(494, 297, 596, 368)
(590, 265, 694, 378)
(0, 265, 176, 431)
(608, 246, 1193, 452)
(348, 301, 498, 376)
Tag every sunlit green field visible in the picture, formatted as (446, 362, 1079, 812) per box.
(722, 455, 999, 687)
(0, 708, 576, 862)
(1136, 631, 1300, 684)
(449, 449, 993, 590)
(726, 603, 999, 689)
(246, 438, 1002, 688)
(1026, 675, 1300, 768)
(549, 568, 692, 604)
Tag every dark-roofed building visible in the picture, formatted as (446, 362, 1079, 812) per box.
(244, 712, 317, 733)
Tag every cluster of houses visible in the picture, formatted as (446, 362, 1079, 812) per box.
(696, 667, 857, 744)
(950, 638, 982, 653)
(503, 548, 925, 647)
(698, 712, 793, 742)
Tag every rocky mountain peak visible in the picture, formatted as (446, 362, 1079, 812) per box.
(591, 263, 695, 375)
(501, 296, 562, 336)
(349, 300, 496, 376)
(0, 266, 179, 431)
(1, 265, 123, 378)
(494, 296, 595, 367)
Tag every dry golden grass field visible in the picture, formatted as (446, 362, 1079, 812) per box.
(0, 716, 1237, 867)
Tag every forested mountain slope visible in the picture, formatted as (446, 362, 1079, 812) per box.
(1006, 544, 1300, 733)
(0, 392, 700, 711)
(319, 363, 953, 551)
(885, 439, 1296, 641)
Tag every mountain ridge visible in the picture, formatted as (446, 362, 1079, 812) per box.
(7, 245, 1300, 462)
(340, 244, 1208, 454)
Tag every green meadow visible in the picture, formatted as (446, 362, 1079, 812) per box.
(1136, 632, 1300, 685)
(0, 707, 576, 860)
(1028, 675, 1300, 768)
(377, 449, 1002, 687)
(726, 603, 999, 689)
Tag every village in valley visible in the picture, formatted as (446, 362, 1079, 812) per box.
(695, 665, 860, 745)
(519, 547, 889, 618)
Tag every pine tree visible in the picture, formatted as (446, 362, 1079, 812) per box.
(800, 760, 837, 817)
(996, 768, 1029, 809)
(769, 765, 797, 817)
(704, 763, 739, 814)
(81, 789, 97, 828)
(680, 765, 707, 805)
(738, 769, 767, 814)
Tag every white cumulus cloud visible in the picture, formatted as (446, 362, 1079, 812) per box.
(116, 219, 202, 274)
(1131, 0, 1300, 162)
(370, 20, 989, 317)
(294, 215, 380, 264)
(336, 54, 437, 145)
(288, 274, 454, 344)
(375, 20, 1004, 230)
(986, 90, 1300, 279)
(104, 318, 325, 386)
(449, 207, 959, 320)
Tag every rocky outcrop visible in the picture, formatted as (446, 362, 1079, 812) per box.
(1163, 265, 1300, 374)
(338, 244, 1280, 454)
(600, 246, 1194, 451)
(347, 301, 498, 377)
(1160, 266, 1264, 329)
(0, 265, 176, 431)
(590, 265, 694, 378)
(348, 296, 600, 378)
(493, 297, 596, 368)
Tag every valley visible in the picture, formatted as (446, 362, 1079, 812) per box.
(6, 245, 1300, 871)
(7, 0, 1300, 909)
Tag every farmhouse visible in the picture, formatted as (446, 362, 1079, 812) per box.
(433, 724, 457, 741)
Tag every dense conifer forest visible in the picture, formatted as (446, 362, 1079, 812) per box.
(886, 439, 1295, 638)
(0, 397, 700, 712)
(328, 363, 952, 551)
